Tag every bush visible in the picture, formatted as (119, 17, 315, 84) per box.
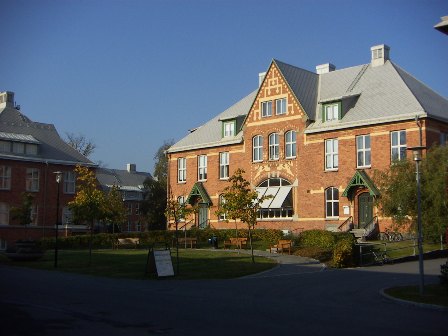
(297, 230, 336, 249)
(332, 235, 355, 268)
(294, 246, 333, 262)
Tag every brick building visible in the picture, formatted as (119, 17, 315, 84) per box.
(0, 91, 95, 249)
(96, 164, 152, 233)
(166, 45, 448, 236)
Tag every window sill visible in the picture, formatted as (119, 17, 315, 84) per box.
(177, 181, 187, 184)
(252, 160, 263, 164)
(219, 178, 229, 181)
(357, 165, 371, 169)
(325, 168, 338, 172)
(285, 156, 296, 160)
(325, 217, 339, 221)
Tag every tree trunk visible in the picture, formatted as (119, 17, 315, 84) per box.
(248, 223, 255, 263)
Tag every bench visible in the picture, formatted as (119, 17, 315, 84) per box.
(270, 239, 292, 255)
(173, 237, 197, 248)
(223, 237, 248, 249)
(115, 238, 140, 249)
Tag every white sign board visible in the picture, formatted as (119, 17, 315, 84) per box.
(153, 250, 174, 277)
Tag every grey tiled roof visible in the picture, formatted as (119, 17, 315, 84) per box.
(168, 58, 448, 152)
(96, 167, 151, 191)
(0, 106, 94, 165)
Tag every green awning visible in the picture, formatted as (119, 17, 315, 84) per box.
(342, 170, 380, 199)
(186, 182, 212, 205)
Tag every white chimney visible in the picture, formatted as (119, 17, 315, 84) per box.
(316, 63, 336, 74)
(0, 91, 15, 109)
(259, 72, 266, 87)
(371, 44, 390, 67)
(127, 163, 136, 173)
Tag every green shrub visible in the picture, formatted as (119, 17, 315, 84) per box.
(332, 235, 355, 268)
(294, 246, 333, 262)
(297, 230, 336, 249)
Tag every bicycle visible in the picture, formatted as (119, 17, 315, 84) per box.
(372, 250, 389, 265)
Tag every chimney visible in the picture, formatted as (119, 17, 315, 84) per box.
(127, 163, 136, 173)
(0, 91, 15, 109)
(316, 63, 336, 74)
(371, 44, 390, 67)
(258, 72, 266, 87)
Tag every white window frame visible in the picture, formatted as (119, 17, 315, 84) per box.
(261, 101, 272, 117)
(177, 158, 186, 183)
(223, 121, 235, 137)
(324, 103, 339, 121)
(391, 130, 406, 162)
(219, 194, 227, 221)
(0, 166, 11, 190)
(63, 171, 76, 194)
(62, 207, 72, 225)
(356, 135, 371, 168)
(219, 152, 229, 180)
(177, 196, 186, 221)
(269, 133, 280, 161)
(30, 205, 38, 226)
(325, 139, 338, 170)
(275, 98, 287, 115)
(440, 132, 448, 146)
(252, 135, 263, 162)
(198, 155, 207, 181)
(285, 131, 296, 159)
(26, 168, 40, 192)
(325, 187, 339, 219)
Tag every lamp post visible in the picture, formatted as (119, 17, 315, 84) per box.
(407, 146, 425, 295)
(54, 171, 62, 268)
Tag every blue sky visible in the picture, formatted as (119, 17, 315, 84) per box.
(1, 0, 447, 173)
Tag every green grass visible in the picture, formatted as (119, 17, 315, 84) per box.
(0, 249, 276, 280)
(384, 284, 448, 307)
(370, 240, 444, 259)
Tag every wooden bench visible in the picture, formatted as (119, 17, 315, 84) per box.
(270, 239, 292, 255)
(223, 237, 248, 249)
(115, 237, 140, 249)
(173, 237, 197, 248)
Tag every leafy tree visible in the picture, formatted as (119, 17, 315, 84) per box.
(68, 165, 106, 264)
(10, 193, 34, 239)
(165, 192, 195, 274)
(65, 132, 96, 158)
(217, 168, 272, 263)
(102, 185, 127, 233)
(153, 139, 174, 186)
(374, 145, 448, 239)
(140, 177, 167, 230)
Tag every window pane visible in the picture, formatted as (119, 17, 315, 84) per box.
(391, 132, 398, 146)
(400, 131, 406, 145)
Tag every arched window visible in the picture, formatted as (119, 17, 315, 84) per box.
(325, 187, 339, 218)
(285, 130, 296, 159)
(256, 178, 293, 219)
(252, 135, 263, 162)
(269, 133, 279, 160)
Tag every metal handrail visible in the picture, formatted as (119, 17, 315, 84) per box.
(363, 216, 378, 239)
(338, 216, 353, 232)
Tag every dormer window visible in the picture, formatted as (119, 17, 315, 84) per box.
(275, 98, 287, 115)
(223, 120, 236, 137)
(323, 102, 340, 122)
(261, 101, 272, 117)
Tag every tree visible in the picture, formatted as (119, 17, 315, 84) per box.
(65, 133, 96, 158)
(165, 192, 195, 274)
(140, 177, 167, 230)
(374, 145, 448, 239)
(10, 193, 34, 239)
(153, 139, 174, 186)
(68, 165, 106, 264)
(102, 185, 127, 233)
(217, 168, 272, 263)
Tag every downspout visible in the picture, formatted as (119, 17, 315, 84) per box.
(166, 151, 170, 230)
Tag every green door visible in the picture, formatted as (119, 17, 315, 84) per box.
(358, 192, 373, 228)
(198, 203, 208, 229)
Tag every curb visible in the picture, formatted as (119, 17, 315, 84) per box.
(379, 288, 448, 312)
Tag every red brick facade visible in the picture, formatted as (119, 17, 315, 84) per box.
(167, 61, 448, 233)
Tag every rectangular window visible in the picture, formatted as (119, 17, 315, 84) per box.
(63, 171, 76, 194)
(324, 103, 339, 121)
(269, 133, 280, 160)
(285, 131, 296, 159)
(356, 135, 371, 168)
(62, 207, 72, 225)
(178, 158, 186, 183)
(26, 144, 38, 155)
(219, 152, 229, 179)
(275, 98, 287, 115)
(223, 121, 235, 137)
(135, 203, 140, 215)
(391, 130, 406, 161)
(325, 187, 339, 218)
(252, 135, 263, 162)
(0, 166, 11, 190)
(13, 142, 25, 154)
(26, 168, 39, 192)
(30, 205, 38, 226)
(325, 139, 339, 170)
(261, 101, 272, 117)
(0, 141, 11, 152)
(0, 202, 9, 225)
(440, 132, 448, 146)
(198, 155, 207, 181)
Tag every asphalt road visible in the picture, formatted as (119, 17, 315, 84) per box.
(1, 256, 446, 336)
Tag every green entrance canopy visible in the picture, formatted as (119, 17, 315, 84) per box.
(342, 170, 380, 200)
(186, 182, 212, 205)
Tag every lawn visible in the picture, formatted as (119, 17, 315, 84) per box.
(0, 248, 276, 280)
(384, 284, 448, 307)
